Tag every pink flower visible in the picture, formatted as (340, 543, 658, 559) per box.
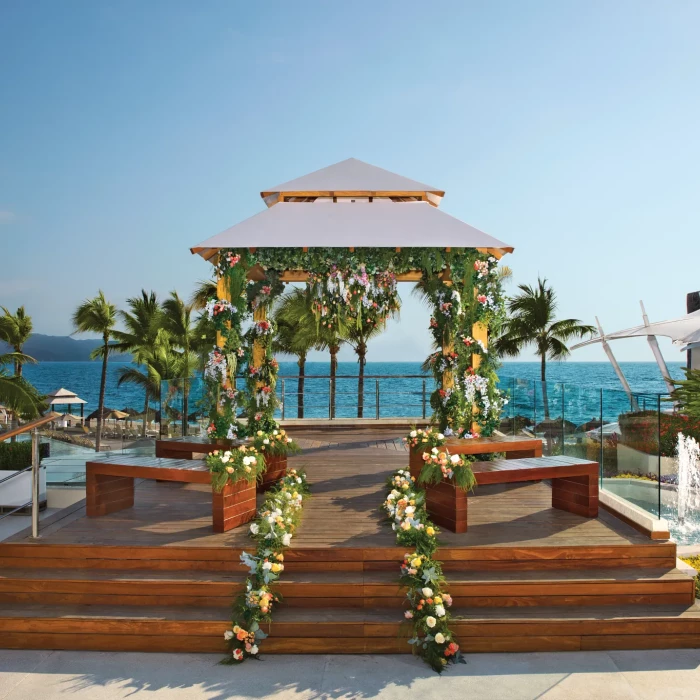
(232, 648, 244, 660)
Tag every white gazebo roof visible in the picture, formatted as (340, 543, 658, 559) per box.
(261, 158, 444, 200)
(45, 388, 87, 405)
(192, 199, 513, 262)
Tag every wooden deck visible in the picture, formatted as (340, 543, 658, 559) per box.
(0, 428, 698, 654)
(7, 429, 663, 550)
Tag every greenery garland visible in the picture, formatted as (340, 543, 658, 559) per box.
(205, 247, 507, 441)
(382, 467, 465, 673)
(223, 467, 310, 663)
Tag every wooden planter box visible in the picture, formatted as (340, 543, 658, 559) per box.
(258, 454, 288, 492)
(409, 462, 468, 533)
(212, 478, 257, 532)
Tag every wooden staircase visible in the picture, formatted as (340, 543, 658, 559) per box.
(0, 540, 698, 654)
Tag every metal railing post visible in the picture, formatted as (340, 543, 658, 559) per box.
(31, 429, 40, 539)
(422, 379, 426, 420)
(281, 380, 286, 421)
(329, 378, 332, 420)
(375, 380, 380, 420)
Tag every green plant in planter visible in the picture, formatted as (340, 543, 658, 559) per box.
(418, 448, 476, 491)
(206, 445, 265, 492)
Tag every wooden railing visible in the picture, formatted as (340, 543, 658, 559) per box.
(0, 412, 62, 442)
(0, 412, 61, 536)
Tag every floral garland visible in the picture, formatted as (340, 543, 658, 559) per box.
(382, 468, 464, 672)
(423, 253, 507, 437)
(307, 264, 401, 333)
(223, 468, 310, 663)
(204, 247, 507, 440)
(206, 444, 264, 492)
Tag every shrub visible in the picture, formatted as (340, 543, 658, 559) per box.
(619, 411, 700, 457)
(0, 441, 50, 470)
(681, 556, 700, 599)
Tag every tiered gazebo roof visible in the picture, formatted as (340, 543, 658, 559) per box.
(191, 158, 514, 264)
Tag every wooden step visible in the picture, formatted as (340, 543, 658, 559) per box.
(0, 567, 693, 608)
(0, 541, 678, 573)
(2, 603, 700, 654)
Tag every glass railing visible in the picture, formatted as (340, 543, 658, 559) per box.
(160, 375, 436, 429)
(159, 373, 696, 537)
(497, 377, 671, 525)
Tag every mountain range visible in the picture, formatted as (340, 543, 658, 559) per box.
(0, 334, 131, 362)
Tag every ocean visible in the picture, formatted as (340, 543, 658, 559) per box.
(22, 360, 686, 425)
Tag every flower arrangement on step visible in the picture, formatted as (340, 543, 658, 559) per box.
(250, 427, 301, 457)
(382, 467, 465, 673)
(223, 468, 310, 663)
(206, 445, 264, 492)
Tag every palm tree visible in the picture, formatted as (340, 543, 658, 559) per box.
(0, 306, 33, 377)
(316, 325, 346, 419)
(0, 352, 44, 427)
(190, 278, 217, 311)
(112, 291, 163, 437)
(493, 277, 595, 418)
(162, 292, 198, 435)
(273, 290, 319, 419)
(117, 331, 197, 434)
(345, 320, 394, 419)
(73, 291, 118, 451)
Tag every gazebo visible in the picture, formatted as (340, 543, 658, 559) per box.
(191, 158, 513, 439)
(44, 387, 87, 419)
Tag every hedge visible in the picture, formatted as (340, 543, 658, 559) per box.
(0, 441, 50, 470)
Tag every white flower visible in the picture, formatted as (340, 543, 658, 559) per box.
(282, 533, 292, 546)
(250, 645, 259, 654)
(273, 430, 278, 436)
(434, 632, 445, 644)
(450, 454, 460, 465)
(262, 561, 272, 571)
(426, 616, 436, 628)
(437, 433, 444, 440)
(410, 430, 417, 438)
(405, 506, 415, 515)
(431, 447, 438, 454)
(249, 523, 259, 535)
(435, 605, 446, 617)
(422, 587, 433, 598)
(221, 455, 230, 464)
(224, 630, 234, 640)
(263, 438, 270, 445)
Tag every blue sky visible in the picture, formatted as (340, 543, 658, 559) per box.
(1, 1, 698, 363)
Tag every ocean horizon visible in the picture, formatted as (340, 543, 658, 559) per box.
(21, 360, 686, 419)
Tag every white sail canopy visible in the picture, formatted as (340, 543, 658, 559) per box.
(572, 310, 700, 352)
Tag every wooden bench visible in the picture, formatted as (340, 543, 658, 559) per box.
(155, 437, 287, 492)
(410, 455, 599, 533)
(409, 434, 542, 472)
(86, 456, 256, 533)
(155, 437, 232, 460)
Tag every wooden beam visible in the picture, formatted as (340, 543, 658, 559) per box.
(259, 190, 446, 199)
